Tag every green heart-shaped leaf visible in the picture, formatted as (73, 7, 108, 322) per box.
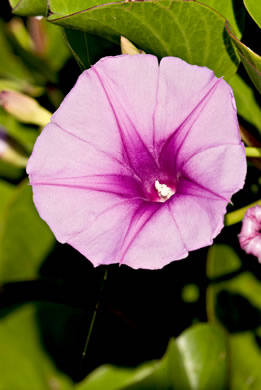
(77, 324, 228, 390)
(0, 181, 54, 282)
(48, 0, 240, 80)
(229, 332, 261, 390)
(174, 324, 228, 390)
(199, 0, 245, 38)
(226, 21, 261, 93)
(0, 304, 72, 389)
(243, 0, 261, 28)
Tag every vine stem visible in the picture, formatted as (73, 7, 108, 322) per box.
(225, 199, 261, 226)
(245, 147, 261, 158)
(82, 268, 108, 360)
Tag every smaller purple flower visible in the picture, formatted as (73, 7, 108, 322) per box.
(238, 205, 261, 262)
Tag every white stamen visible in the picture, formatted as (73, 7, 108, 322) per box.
(155, 180, 174, 202)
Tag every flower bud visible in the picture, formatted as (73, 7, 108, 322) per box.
(120, 36, 145, 55)
(238, 205, 261, 262)
(0, 90, 51, 127)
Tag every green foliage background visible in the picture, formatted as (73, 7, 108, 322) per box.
(0, 0, 261, 388)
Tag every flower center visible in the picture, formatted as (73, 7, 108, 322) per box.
(155, 180, 175, 202)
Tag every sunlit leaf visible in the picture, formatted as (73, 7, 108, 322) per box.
(229, 332, 261, 390)
(77, 324, 228, 390)
(243, 0, 261, 28)
(77, 361, 172, 390)
(226, 21, 261, 93)
(77, 348, 171, 390)
(0, 304, 72, 389)
(48, 0, 240, 80)
(174, 324, 228, 390)
(0, 181, 54, 282)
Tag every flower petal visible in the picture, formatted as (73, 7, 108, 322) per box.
(156, 57, 241, 168)
(27, 122, 144, 243)
(27, 55, 247, 270)
(51, 64, 123, 161)
(68, 202, 188, 269)
(167, 144, 246, 251)
(180, 144, 246, 199)
(27, 122, 134, 180)
(92, 55, 159, 153)
(121, 204, 188, 269)
(92, 55, 160, 180)
(52, 55, 160, 181)
(169, 193, 225, 251)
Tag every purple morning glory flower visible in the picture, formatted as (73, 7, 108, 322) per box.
(27, 55, 246, 269)
(238, 205, 261, 262)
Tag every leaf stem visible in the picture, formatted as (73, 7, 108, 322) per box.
(82, 268, 108, 360)
(225, 199, 261, 226)
(245, 147, 261, 158)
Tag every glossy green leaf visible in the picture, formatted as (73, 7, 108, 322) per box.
(229, 332, 261, 390)
(0, 107, 38, 154)
(229, 73, 261, 134)
(64, 29, 118, 70)
(0, 181, 54, 282)
(48, 0, 240, 80)
(226, 21, 261, 93)
(77, 324, 228, 390)
(9, 0, 48, 16)
(174, 324, 228, 390)
(77, 360, 171, 390)
(243, 0, 261, 28)
(77, 342, 172, 390)
(199, 0, 245, 38)
(206, 245, 261, 326)
(76, 365, 141, 390)
(0, 304, 72, 389)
